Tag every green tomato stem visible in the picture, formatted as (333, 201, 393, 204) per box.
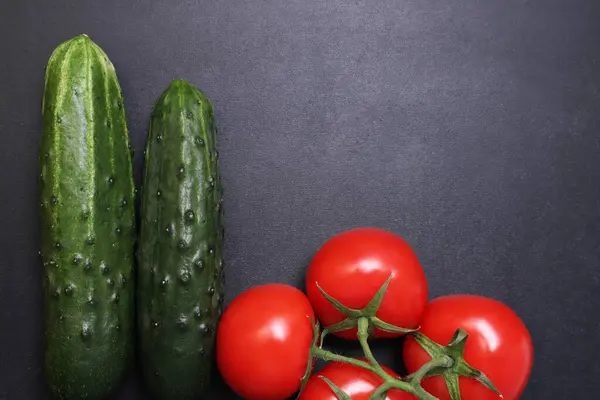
(369, 382, 394, 400)
(412, 355, 453, 382)
(311, 347, 374, 371)
(403, 371, 416, 382)
(312, 343, 418, 398)
(369, 379, 422, 400)
(407, 356, 455, 400)
(310, 279, 477, 400)
(357, 317, 392, 379)
(311, 340, 456, 400)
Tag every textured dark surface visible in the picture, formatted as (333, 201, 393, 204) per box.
(1, 0, 599, 399)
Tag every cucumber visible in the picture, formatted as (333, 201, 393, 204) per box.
(138, 79, 224, 399)
(39, 35, 135, 399)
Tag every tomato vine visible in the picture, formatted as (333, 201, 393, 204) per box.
(302, 277, 503, 400)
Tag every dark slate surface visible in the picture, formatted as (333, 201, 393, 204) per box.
(1, 0, 600, 398)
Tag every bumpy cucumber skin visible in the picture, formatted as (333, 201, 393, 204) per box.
(138, 79, 224, 399)
(39, 35, 135, 399)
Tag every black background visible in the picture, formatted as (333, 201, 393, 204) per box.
(1, 0, 599, 398)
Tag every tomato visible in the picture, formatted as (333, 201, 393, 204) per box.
(217, 284, 315, 400)
(299, 361, 415, 400)
(403, 295, 533, 400)
(306, 228, 428, 339)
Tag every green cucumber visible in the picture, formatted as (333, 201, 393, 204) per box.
(138, 79, 224, 399)
(39, 34, 135, 399)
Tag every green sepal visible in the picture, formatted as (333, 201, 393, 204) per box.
(443, 372, 461, 400)
(362, 275, 393, 314)
(319, 376, 353, 400)
(408, 329, 503, 399)
(315, 282, 363, 319)
(372, 316, 417, 334)
(316, 274, 416, 340)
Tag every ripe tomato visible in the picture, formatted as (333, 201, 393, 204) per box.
(299, 361, 415, 400)
(403, 295, 533, 400)
(306, 228, 428, 339)
(217, 284, 315, 400)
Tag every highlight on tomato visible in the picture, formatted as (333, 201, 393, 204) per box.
(216, 284, 316, 400)
(402, 295, 533, 400)
(306, 228, 428, 339)
(299, 361, 416, 400)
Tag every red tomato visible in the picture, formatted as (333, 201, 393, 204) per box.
(217, 284, 315, 400)
(306, 228, 428, 339)
(299, 361, 415, 400)
(403, 295, 533, 400)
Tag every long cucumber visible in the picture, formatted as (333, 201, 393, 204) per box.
(138, 79, 224, 399)
(40, 34, 135, 399)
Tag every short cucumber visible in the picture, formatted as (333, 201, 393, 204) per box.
(39, 35, 135, 399)
(138, 79, 224, 399)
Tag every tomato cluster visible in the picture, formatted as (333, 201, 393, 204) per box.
(216, 228, 533, 400)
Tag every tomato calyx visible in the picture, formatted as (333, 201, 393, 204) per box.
(309, 345, 428, 400)
(318, 376, 353, 400)
(306, 317, 450, 400)
(309, 343, 448, 400)
(303, 275, 504, 400)
(307, 320, 421, 399)
(316, 274, 417, 343)
(368, 355, 454, 400)
(404, 329, 503, 400)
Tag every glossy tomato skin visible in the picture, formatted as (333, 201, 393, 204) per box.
(217, 284, 315, 400)
(306, 228, 428, 339)
(403, 295, 533, 400)
(299, 362, 415, 400)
